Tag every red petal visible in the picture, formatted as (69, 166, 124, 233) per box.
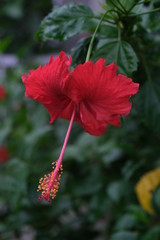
(22, 52, 73, 122)
(70, 59, 139, 135)
(79, 102, 107, 136)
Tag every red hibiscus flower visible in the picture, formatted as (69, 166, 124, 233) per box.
(0, 147, 10, 163)
(22, 52, 139, 136)
(22, 51, 139, 203)
(0, 86, 6, 101)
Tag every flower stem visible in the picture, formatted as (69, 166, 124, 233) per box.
(85, 11, 108, 62)
(56, 107, 76, 169)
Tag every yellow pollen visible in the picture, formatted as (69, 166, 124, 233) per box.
(38, 163, 63, 203)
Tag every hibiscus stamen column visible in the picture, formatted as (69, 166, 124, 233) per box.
(37, 107, 76, 203)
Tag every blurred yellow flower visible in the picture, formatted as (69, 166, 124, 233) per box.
(135, 167, 160, 214)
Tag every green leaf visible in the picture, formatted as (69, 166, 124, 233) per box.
(98, 25, 118, 38)
(114, 214, 139, 231)
(2, 1, 23, 19)
(127, 205, 150, 224)
(148, 4, 160, 31)
(0, 120, 12, 144)
(0, 158, 28, 194)
(105, 0, 118, 9)
(122, 160, 145, 180)
(142, 226, 160, 240)
(151, 184, 160, 214)
(76, 132, 96, 149)
(135, 81, 160, 133)
(24, 125, 52, 146)
(63, 145, 83, 162)
(122, 0, 136, 11)
(71, 37, 92, 65)
(72, 164, 102, 196)
(104, 0, 136, 12)
(107, 181, 131, 203)
(0, 158, 29, 210)
(110, 231, 138, 240)
(0, 36, 12, 53)
(97, 140, 123, 166)
(104, 0, 124, 11)
(36, 3, 94, 41)
(93, 40, 138, 76)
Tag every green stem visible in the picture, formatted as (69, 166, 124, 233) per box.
(87, 15, 115, 25)
(85, 12, 107, 62)
(130, 7, 160, 17)
(94, 16, 115, 25)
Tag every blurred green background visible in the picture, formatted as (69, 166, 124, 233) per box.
(1, 0, 160, 239)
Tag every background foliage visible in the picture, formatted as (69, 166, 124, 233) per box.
(1, 0, 160, 239)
